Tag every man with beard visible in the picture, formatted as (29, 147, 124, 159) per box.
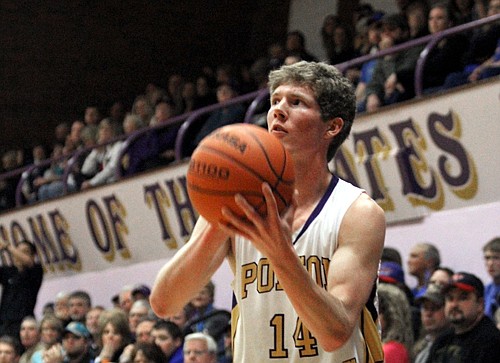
(426, 272, 500, 363)
(42, 322, 94, 363)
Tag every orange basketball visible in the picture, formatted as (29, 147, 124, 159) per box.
(186, 123, 295, 224)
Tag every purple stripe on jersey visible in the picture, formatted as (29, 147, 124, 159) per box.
(292, 175, 339, 245)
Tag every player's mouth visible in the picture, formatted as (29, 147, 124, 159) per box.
(271, 124, 287, 135)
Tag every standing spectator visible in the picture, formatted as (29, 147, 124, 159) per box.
(407, 242, 441, 298)
(412, 284, 451, 363)
(42, 322, 94, 363)
(0, 336, 21, 363)
(482, 237, 500, 319)
(427, 272, 500, 362)
(0, 240, 43, 338)
(378, 283, 414, 363)
(422, 3, 469, 93)
(85, 306, 104, 358)
(80, 119, 123, 190)
(364, 13, 424, 112)
(68, 291, 92, 324)
(182, 333, 216, 363)
(151, 320, 183, 363)
(19, 317, 42, 363)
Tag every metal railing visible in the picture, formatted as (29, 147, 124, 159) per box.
(1, 14, 499, 212)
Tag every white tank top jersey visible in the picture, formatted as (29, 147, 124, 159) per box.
(232, 176, 384, 362)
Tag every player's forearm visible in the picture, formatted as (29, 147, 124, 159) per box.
(270, 251, 355, 352)
(150, 221, 230, 317)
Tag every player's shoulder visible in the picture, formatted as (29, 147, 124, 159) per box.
(347, 192, 385, 225)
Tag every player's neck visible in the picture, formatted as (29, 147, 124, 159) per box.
(294, 164, 332, 206)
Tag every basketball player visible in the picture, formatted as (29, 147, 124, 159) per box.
(151, 61, 386, 362)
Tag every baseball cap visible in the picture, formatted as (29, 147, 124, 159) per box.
(64, 322, 90, 339)
(378, 261, 405, 285)
(444, 272, 484, 297)
(416, 284, 445, 307)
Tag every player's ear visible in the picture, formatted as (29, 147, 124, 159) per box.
(324, 117, 343, 139)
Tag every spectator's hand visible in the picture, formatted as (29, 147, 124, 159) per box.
(43, 344, 64, 363)
(33, 177, 46, 187)
(81, 181, 92, 190)
(99, 342, 116, 362)
(384, 73, 398, 96)
(366, 94, 381, 113)
(468, 66, 483, 82)
(119, 344, 135, 363)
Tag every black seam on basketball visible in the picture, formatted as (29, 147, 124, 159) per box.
(194, 144, 291, 207)
(187, 183, 265, 197)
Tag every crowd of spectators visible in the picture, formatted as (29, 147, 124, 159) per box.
(0, 280, 231, 363)
(0, 0, 498, 211)
(0, 236, 499, 362)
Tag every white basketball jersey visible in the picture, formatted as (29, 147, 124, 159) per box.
(232, 176, 383, 362)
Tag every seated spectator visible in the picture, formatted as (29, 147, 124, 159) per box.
(355, 19, 383, 112)
(151, 320, 183, 363)
(422, 3, 469, 93)
(20, 144, 48, 204)
(68, 290, 92, 324)
(184, 282, 230, 360)
(407, 242, 441, 299)
(80, 119, 123, 190)
(449, 0, 486, 25)
(41, 322, 94, 363)
(128, 300, 152, 339)
(0, 335, 22, 363)
(19, 317, 43, 363)
(85, 306, 104, 352)
(182, 332, 217, 363)
(134, 318, 156, 345)
(326, 22, 359, 66)
(31, 315, 64, 363)
(94, 309, 132, 363)
(54, 123, 70, 146)
(406, 1, 430, 39)
(130, 342, 167, 363)
(285, 30, 318, 62)
(378, 283, 414, 363)
(131, 96, 154, 127)
(0, 150, 21, 211)
(442, 0, 500, 89)
(482, 237, 500, 320)
(35, 144, 66, 201)
(131, 285, 151, 303)
(428, 266, 454, 288)
(412, 284, 451, 363)
(379, 261, 421, 338)
(192, 83, 246, 147)
(363, 13, 425, 112)
(427, 272, 500, 362)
